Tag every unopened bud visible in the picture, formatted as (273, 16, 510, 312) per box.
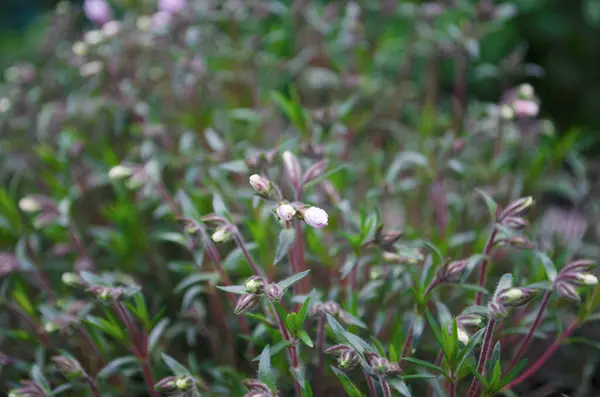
(502, 216, 528, 230)
(154, 376, 178, 392)
(301, 206, 328, 228)
(563, 259, 595, 274)
(18, 197, 42, 213)
(211, 227, 232, 243)
(488, 301, 508, 319)
(367, 354, 389, 374)
(302, 160, 328, 185)
(61, 272, 82, 286)
(235, 294, 260, 314)
(338, 350, 360, 369)
(518, 83, 534, 99)
(243, 380, 271, 393)
(500, 104, 514, 120)
(44, 322, 58, 333)
(282, 151, 302, 188)
(325, 344, 353, 356)
(500, 196, 534, 220)
(276, 204, 296, 221)
(555, 281, 580, 301)
(575, 273, 598, 286)
(457, 327, 469, 345)
(52, 356, 84, 380)
(497, 288, 536, 307)
(175, 376, 193, 390)
(249, 174, 271, 196)
(506, 236, 534, 249)
(245, 276, 265, 294)
(457, 313, 484, 328)
(108, 165, 133, 180)
(380, 230, 403, 247)
(265, 284, 283, 302)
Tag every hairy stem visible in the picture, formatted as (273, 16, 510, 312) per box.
(233, 231, 266, 278)
(503, 321, 578, 390)
(315, 315, 326, 395)
(475, 226, 498, 305)
(399, 321, 415, 368)
(505, 291, 552, 374)
(467, 318, 496, 397)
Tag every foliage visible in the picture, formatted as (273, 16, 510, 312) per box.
(0, 1, 599, 396)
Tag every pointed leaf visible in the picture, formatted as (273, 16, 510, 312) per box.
(274, 228, 296, 265)
(161, 353, 191, 376)
(277, 270, 311, 293)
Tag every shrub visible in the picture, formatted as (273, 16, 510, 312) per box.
(0, 1, 598, 397)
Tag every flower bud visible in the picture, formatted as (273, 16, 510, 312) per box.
(457, 327, 469, 345)
(457, 313, 484, 328)
(18, 197, 42, 213)
(211, 227, 232, 243)
(575, 273, 598, 286)
(379, 230, 404, 247)
(555, 280, 580, 301)
(282, 151, 302, 189)
(44, 322, 58, 333)
(52, 356, 85, 380)
(265, 284, 283, 302)
(505, 236, 534, 249)
(501, 216, 529, 231)
(488, 301, 508, 319)
(562, 259, 595, 274)
(154, 376, 178, 392)
(175, 376, 193, 390)
(518, 83, 534, 99)
(500, 196, 534, 220)
(325, 344, 353, 356)
(276, 204, 296, 221)
(301, 206, 328, 228)
(366, 353, 389, 374)
(61, 272, 82, 286)
(83, 0, 113, 26)
(512, 99, 539, 118)
(245, 276, 266, 294)
(243, 380, 271, 393)
(108, 165, 134, 180)
(497, 288, 536, 307)
(8, 380, 46, 397)
(249, 174, 271, 196)
(338, 350, 360, 369)
(500, 104, 514, 120)
(235, 294, 261, 314)
(158, 0, 187, 13)
(302, 160, 328, 185)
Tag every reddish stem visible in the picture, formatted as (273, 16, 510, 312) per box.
(467, 318, 496, 397)
(380, 377, 392, 397)
(233, 232, 266, 278)
(294, 219, 309, 294)
(399, 322, 415, 369)
(505, 291, 552, 374)
(142, 359, 158, 397)
(85, 376, 102, 397)
(364, 370, 377, 397)
(503, 321, 578, 391)
(315, 315, 326, 396)
(475, 226, 498, 305)
(269, 300, 302, 396)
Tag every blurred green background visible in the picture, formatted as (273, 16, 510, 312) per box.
(1, 0, 600, 149)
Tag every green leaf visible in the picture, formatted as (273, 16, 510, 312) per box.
(148, 318, 170, 351)
(133, 293, 150, 329)
(298, 295, 312, 326)
(162, 353, 191, 376)
(174, 272, 220, 293)
(331, 367, 363, 397)
(303, 164, 348, 190)
(258, 345, 276, 390)
(536, 252, 557, 282)
(277, 270, 311, 293)
(97, 356, 138, 379)
(298, 330, 313, 347)
(212, 193, 228, 216)
(31, 364, 51, 393)
(475, 188, 497, 220)
(499, 359, 528, 389)
(274, 228, 296, 265)
(12, 281, 35, 317)
(457, 328, 485, 373)
(493, 274, 513, 299)
(487, 341, 501, 375)
(252, 340, 292, 361)
(425, 310, 447, 358)
(401, 357, 449, 378)
(388, 378, 412, 397)
(216, 285, 247, 294)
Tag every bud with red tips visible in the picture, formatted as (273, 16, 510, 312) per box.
(154, 376, 178, 392)
(499, 196, 534, 220)
(555, 280, 581, 301)
(245, 276, 266, 294)
(497, 287, 537, 307)
(265, 284, 283, 302)
(235, 294, 261, 314)
(501, 216, 529, 231)
(52, 355, 85, 380)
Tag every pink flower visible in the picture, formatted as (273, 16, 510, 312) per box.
(303, 207, 328, 228)
(158, 0, 187, 13)
(83, 0, 113, 26)
(512, 99, 539, 118)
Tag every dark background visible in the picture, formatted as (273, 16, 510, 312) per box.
(1, 0, 600, 150)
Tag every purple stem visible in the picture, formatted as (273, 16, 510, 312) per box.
(380, 376, 392, 397)
(268, 300, 302, 397)
(466, 318, 496, 397)
(364, 370, 377, 397)
(505, 291, 552, 374)
(475, 226, 498, 305)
